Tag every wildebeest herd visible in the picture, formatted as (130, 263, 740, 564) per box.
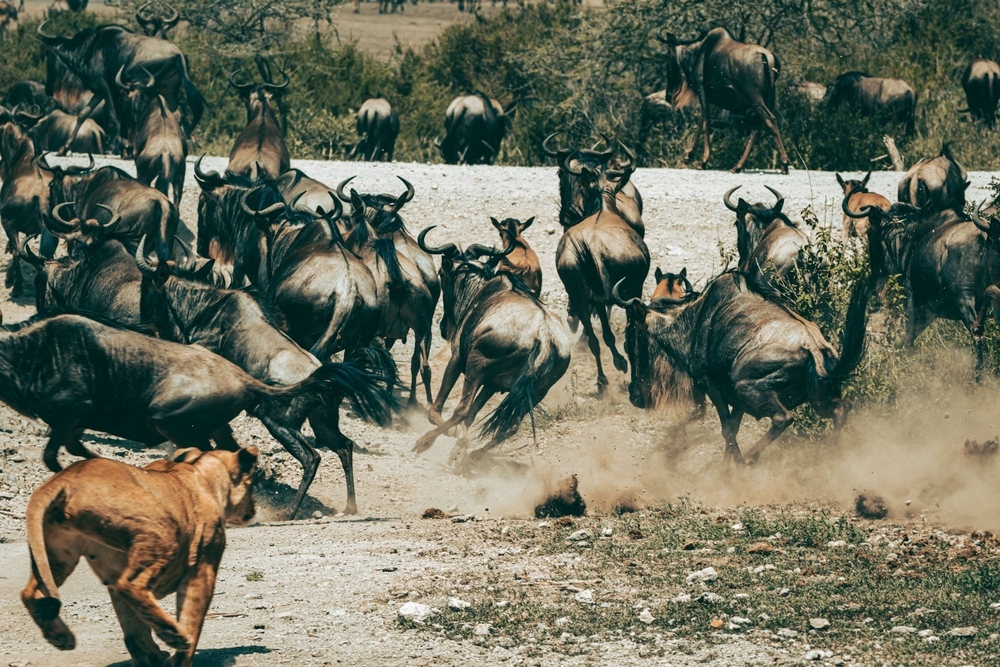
(4, 10, 1000, 667)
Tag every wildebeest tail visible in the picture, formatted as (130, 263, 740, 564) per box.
(374, 237, 405, 293)
(24, 484, 68, 624)
(256, 361, 400, 427)
(762, 52, 779, 108)
(348, 345, 400, 392)
(480, 341, 546, 442)
(176, 54, 205, 129)
(808, 276, 870, 399)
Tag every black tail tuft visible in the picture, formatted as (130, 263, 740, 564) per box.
(305, 362, 401, 427)
(479, 341, 545, 442)
(374, 237, 405, 293)
(830, 274, 871, 379)
(349, 345, 400, 392)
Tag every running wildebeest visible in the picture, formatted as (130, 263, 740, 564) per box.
(36, 21, 204, 155)
(349, 97, 398, 162)
(335, 176, 438, 405)
(656, 27, 791, 174)
(617, 270, 870, 464)
(135, 1, 180, 39)
(960, 57, 1000, 129)
(897, 143, 968, 213)
(489, 217, 541, 297)
(821, 72, 917, 134)
(116, 66, 187, 206)
(226, 62, 289, 180)
(0, 123, 56, 297)
(542, 132, 644, 236)
(134, 243, 393, 515)
(844, 196, 999, 379)
(415, 228, 571, 462)
(722, 185, 808, 288)
(26, 109, 107, 155)
(836, 172, 891, 240)
(555, 144, 650, 393)
(0, 311, 395, 518)
(435, 92, 513, 165)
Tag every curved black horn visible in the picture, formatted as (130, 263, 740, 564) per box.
(115, 65, 130, 91)
(764, 185, 785, 210)
(655, 27, 670, 44)
(48, 202, 80, 233)
(63, 154, 94, 176)
(240, 186, 286, 220)
(390, 176, 415, 213)
(564, 151, 584, 175)
(842, 194, 874, 220)
(261, 69, 290, 93)
(418, 226, 458, 256)
(335, 176, 356, 203)
(134, 234, 159, 278)
(94, 203, 120, 229)
(611, 278, 642, 310)
(135, 2, 153, 25)
(541, 132, 562, 158)
(228, 69, 254, 93)
(17, 236, 44, 268)
(723, 185, 741, 212)
(193, 154, 225, 189)
(318, 194, 345, 239)
(162, 2, 180, 27)
(36, 21, 62, 46)
(33, 151, 55, 173)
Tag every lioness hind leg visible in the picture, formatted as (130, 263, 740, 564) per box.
(21, 534, 84, 650)
(115, 544, 192, 652)
(109, 589, 168, 667)
(167, 561, 220, 667)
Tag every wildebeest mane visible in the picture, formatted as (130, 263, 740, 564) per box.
(12, 306, 158, 335)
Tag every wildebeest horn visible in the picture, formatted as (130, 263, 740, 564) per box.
(193, 154, 225, 189)
(335, 176, 356, 203)
(135, 2, 153, 26)
(564, 152, 584, 175)
(94, 203, 120, 229)
(418, 226, 459, 257)
(655, 27, 669, 43)
(615, 141, 635, 173)
(49, 202, 80, 233)
(241, 187, 286, 220)
(66, 153, 95, 175)
(971, 200, 992, 234)
(390, 176, 415, 213)
(841, 194, 874, 220)
(541, 132, 562, 158)
(764, 185, 784, 211)
(36, 21, 62, 46)
(611, 278, 642, 310)
(262, 69, 290, 93)
(723, 185, 741, 211)
(33, 152, 53, 173)
(162, 3, 180, 27)
(134, 234, 159, 278)
(318, 194, 345, 239)
(17, 236, 43, 268)
(228, 69, 255, 93)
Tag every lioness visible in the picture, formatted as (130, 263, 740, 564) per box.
(21, 446, 259, 667)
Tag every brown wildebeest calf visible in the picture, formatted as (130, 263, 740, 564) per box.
(836, 171, 890, 240)
(489, 216, 541, 296)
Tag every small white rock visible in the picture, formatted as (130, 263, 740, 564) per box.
(448, 597, 471, 610)
(777, 628, 798, 638)
(474, 623, 491, 636)
(918, 629, 935, 637)
(555, 616, 569, 627)
(826, 540, 847, 548)
(804, 649, 833, 660)
(601, 526, 613, 537)
(638, 608, 655, 624)
(574, 589, 594, 604)
(686, 566, 718, 584)
(890, 626, 917, 634)
(731, 522, 744, 532)
(778, 588, 790, 596)
(945, 626, 977, 637)
(809, 618, 831, 630)
(731, 616, 752, 625)
(671, 593, 692, 603)
(568, 529, 592, 542)
(398, 602, 435, 623)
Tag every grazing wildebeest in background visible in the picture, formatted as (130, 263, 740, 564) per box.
(489, 217, 542, 296)
(435, 92, 513, 165)
(134, 245, 395, 515)
(722, 185, 808, 288)
(226, 64, 290, 180)
(36, 21, 204, 154)
(3, 81, 59, 115)
(135, 1, 181, 39)
(617, 270, 870, 464)
(0, 123, 56, 296)
(335, 176, 438, 405)
(836, 172, 891, 240)
(788, 77, 827, 104)
(844, 197, 1000, 379)
(542, 132, 645, 236)
(555, 145, 650, 394)
(656, 27, 791, 174)
(960, 57, 1000, 129)
(27, 109, 107, 155)
(898, 143, 968, 212)
(821, 72, 917, 134)
(116, 66, 187, 206)
(349, 97, 399, 162)
(19, 233, 142, 324)
(415, 228, 571, 461)
(0, 312, 395, 519)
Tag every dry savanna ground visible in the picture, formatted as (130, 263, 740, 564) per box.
(1, 158, 1000, 666)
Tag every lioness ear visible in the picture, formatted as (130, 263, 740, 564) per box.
(238, 447, 259, 475)
(173, 447, 203, 464)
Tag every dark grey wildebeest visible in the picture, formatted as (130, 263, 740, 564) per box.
(722, 185, 807, 289)
(435, 92, 512, 166)
(822, 71, 917, 134)
(897, 143, 968, 213)
(960, 57, 1000, 129)
(617, 270, 870, 464)
(657, 27, 791, 174)
(349, 98, 398, 162)
(414, 228, 571, 463)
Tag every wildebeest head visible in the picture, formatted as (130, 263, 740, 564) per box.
(820, 71, 868, 107)
(898, 143, 969, 212)
(490, 216, 533, 250)
(722, 184, 791, 268)
(418, 225, 515, 340)
(613, 276, 699, 411)
(34, 151, 95, 203)
(561, 140, 636, 218)
(651, 266, 692, 301)
(229, 61, 289, 130)
(135, 1, 180, 38)
(836, 171, 871, 198)
(335, 175, 414, 236)
(42, 200, 121, 249)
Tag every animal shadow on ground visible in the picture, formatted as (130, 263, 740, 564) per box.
(253, 461, 339, 518)
(109, 645, 271, 667)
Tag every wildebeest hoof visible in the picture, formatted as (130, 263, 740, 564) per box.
(412, 435, 435, 454)
(613, 356, 628, 373)
(9, 285, 22, 298)
(343, 501, 358, 516)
